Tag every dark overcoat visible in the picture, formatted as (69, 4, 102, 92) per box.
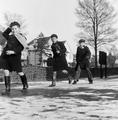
(51, 41, 68, 71)
(0, 28, 24, 72)
(75, 46, 91, 70)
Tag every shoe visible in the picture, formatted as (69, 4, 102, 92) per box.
(89, 81, 93, 84)
(72, 80, 77, 84)
(67, 74, 72, 84)
(49, 84, 56, 87)
(68, 79, 72, 84)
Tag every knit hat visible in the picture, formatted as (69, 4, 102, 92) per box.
(79, 39, 85, 43)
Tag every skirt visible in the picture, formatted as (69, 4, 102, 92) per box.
(53, 55, 68, 71)
(0, 54, 22, 72)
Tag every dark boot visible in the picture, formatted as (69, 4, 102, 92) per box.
(67, 74, 72, 84)
(2, 76, 11, 95)
(72, 80, 77, 84)
(20, 74, 28, 90)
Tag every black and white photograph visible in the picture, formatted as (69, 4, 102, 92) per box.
(0, 0, 118, 119)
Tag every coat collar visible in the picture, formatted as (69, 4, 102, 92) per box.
(14, 33, 28, 48)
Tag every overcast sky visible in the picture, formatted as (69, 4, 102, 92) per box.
(0, 0, 118, 53)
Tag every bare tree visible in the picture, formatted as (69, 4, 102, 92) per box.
(76, 0, 118, 67)
(4, 12, 28, 36)
(0, 12, 28, 51)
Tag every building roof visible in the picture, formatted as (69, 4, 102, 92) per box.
(28, 36, 51, 46)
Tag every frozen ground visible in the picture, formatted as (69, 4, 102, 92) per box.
(0, 77, 118, 120)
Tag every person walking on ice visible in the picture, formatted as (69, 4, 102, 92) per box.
(72, 39, 93, 84)
(0, 21, 28, 95)
(49, 34, 72, 87)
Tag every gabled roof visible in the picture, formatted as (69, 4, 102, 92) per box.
(28, 37, 66, 46)
(28, 36, 50, 46)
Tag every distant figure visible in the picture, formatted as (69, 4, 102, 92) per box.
(49, 34, 72, 87)
(72, 39, 93, 84)
(107, 52, 116, 68)
(99, 51, 107, 78)
(47, 54, 53, 67)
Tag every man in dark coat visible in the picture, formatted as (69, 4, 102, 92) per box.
(72, 39, 93, 84)
(0, 21, 28, 95)
(49, 34, 72, 87)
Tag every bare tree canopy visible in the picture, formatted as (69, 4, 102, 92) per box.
(0, 12, 28, 47)
(76, 0, 118, 67)
(4, 12, 28, 36)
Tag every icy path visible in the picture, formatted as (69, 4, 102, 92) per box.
(0, 78, 118, 120)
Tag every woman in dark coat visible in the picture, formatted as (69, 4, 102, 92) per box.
(72, 39, 93, 84)
(49, 34, 72, 87)
(0, 21, 28, 95)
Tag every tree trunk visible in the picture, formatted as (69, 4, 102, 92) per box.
(94, 40, 98, 68)
(93, 25, 98, 68)
(93, 0, 98, 68)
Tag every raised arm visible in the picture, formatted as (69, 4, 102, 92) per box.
(2, 28, 11, 40)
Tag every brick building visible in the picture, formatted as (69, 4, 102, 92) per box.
(28, 33, 51, 66)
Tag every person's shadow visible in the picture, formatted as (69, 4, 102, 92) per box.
(1, 83, 118, 102)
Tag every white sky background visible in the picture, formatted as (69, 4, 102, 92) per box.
(0, 0, 118, 54)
